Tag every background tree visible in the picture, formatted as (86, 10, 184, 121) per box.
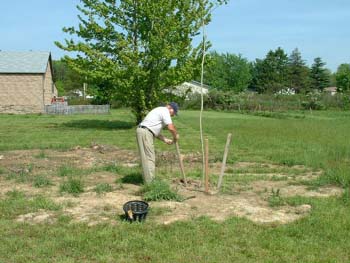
(53, 59, 84, 96)
(250, 47, 289, 93)
(287, 48, 310, 93)
(335, 63, 350, 92)
(310, 57, 330, 91)
(56, 0, 225, 123)
(204, 51, 251, 92)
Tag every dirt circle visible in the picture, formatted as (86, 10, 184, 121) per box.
(0, 147, 343, 226)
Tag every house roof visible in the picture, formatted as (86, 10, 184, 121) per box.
(0, 51, 51, 73)
(324, 86, 337, 92)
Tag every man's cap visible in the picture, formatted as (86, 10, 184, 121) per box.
(169, 102, 179, 115)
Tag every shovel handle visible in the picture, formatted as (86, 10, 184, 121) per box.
(175, 141, 187, 187)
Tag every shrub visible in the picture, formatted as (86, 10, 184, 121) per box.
(140, 180, 183, 202)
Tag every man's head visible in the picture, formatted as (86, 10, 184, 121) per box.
(167, 102, 179, 116)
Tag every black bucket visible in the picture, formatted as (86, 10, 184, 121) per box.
(123, 200, 149, 222)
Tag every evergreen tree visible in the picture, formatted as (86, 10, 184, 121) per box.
(287, 48, 310, 93)
(310, 57, 330, 91)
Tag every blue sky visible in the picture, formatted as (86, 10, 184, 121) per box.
(1, 0, 349, 72)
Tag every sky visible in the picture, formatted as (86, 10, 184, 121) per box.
(1, 0, 349, 72)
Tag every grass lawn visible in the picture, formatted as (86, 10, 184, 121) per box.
(0, 109, 350, 262)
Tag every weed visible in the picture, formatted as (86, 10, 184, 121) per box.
(60, 178, 84, 196)
(33, 175, 53, 188)
(102, 163, 120, 173)
(58, 165, 76, 177)
(94, 183, 113, 195)
(268, 188, 285, 207)
(140, 180, 183, 202)
(6, 170, 30, 183)
(5, 189, 25, 199)
(57, 214, 72, 224)
(31, 195, 61, 211)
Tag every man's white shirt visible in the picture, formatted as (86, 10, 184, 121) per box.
(139, 107, 172, 137)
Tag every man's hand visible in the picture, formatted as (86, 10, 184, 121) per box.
(164, 138, 173, 145)
(173, 133, 179, 142)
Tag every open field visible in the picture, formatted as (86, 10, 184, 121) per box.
(0, 109, 350, 262)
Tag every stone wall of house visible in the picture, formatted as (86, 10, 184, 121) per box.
(0, 73, 44, 114)
(43, 62, 57, 105)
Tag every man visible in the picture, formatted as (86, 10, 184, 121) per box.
(136, 102, 179, 183)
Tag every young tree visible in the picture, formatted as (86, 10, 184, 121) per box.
(204, 52, 251, 92)
(250, 47, 289, 93)
(287, 48, 310, 93)
(55, 0, 225, 122)
(310, 57, 330, 92)
(335, 63, 350, 92)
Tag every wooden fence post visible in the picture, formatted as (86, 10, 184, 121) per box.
(217, 133, 233, 191)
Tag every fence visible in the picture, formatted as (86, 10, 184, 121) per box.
(45, 104, 110, 115)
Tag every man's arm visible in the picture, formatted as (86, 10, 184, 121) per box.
(167, 123, 179, 142)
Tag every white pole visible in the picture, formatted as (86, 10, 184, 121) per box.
(217, 133, 232, 191)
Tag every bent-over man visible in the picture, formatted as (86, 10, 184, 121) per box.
(136, 102, 179, 183)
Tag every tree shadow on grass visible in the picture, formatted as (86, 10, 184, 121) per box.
(61, 119, 134, 130)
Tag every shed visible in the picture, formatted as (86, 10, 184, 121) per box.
(0, 51, 57, 114)
(324, 86, 337, 96)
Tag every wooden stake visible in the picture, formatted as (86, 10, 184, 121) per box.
(205, 138, 209, 193)
(175, 141, 187, 187)
(217, 133, 232, 191)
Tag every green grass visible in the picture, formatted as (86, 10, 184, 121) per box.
(33, 175, 53, 188)
(59, 177, 84, 196)
(94, 183, 113, 195)
(57, 165, 78, 177)
(0, 190, 61, 219)
(0, 109, 350, 262)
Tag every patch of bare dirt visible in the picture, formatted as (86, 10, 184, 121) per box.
(0, 147, 344, 226)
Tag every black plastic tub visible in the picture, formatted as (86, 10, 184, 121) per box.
(123, 200, 149, 222)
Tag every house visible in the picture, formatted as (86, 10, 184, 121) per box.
(165, 81, 209, 99)
(324, 86, 337, 96)
(0, 51, 57, 114)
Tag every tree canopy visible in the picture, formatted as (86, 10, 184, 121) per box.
(204, 52, 251, 92)
(250, 47, 289, 93)
(56, 0, 226, 122)
(336, 64, 350, 92)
